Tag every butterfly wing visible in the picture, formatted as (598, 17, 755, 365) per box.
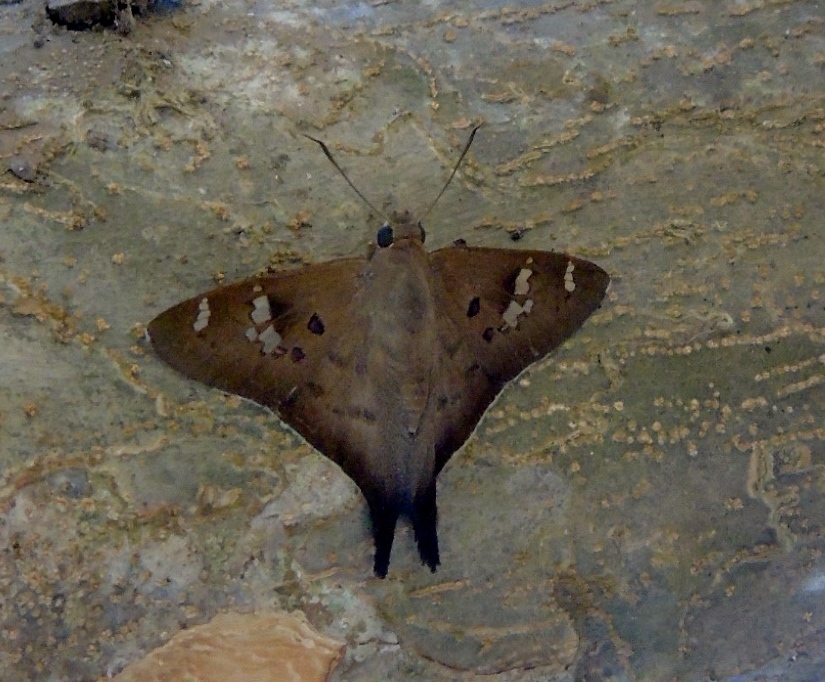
(148, 258, 386, 487)
(428, 245, 610, 472)
(148, 244, 609, 575)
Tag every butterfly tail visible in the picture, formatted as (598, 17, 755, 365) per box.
(412, 482, 440, 573)
(369, 497, 399, 578)
(367, 481, 440, 576)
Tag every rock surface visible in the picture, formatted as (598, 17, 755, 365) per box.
(0, 0, 823, 680)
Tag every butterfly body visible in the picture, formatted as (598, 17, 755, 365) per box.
(150, 194, 609, 578)
(317, 215, 444, 574)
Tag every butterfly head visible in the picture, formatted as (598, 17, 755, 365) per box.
(376, 210, 426, 249)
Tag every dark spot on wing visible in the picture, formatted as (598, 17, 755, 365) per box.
(305, 381, 324, 398)
(453, 238, 467, 248)
(465, 362, 480, 376)
(269, 297, 289, 320)
(333, 406, 377, 421)
(467, 296, 480, 318)
(437, 395, 448, 410)
(307, 313, 325, 335)
(328, 350, 347, 368)
(503, 268, 522, 296)
(445, 338, 460, 355)
(291, 347, 305, 362)
(482, 327, 494, 342)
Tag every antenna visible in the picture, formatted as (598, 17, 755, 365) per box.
(303, 134, 389, 222)
(305, 123, 482, 224)
(420, 123, 483, 223)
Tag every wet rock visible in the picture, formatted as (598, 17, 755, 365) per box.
(46, 467, 93, 498)
(113, 610, 344, 682)
(85, 129, 118, 152)
(7, 155, 37, 182)
(46, 0, 116, 30)
(45, 0, 180, 31)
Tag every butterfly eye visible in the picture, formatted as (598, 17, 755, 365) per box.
(418, 222, 426, 243)
(376, 224, 394, 248)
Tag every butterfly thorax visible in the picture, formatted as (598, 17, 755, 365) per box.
(387, 210, 423, 242)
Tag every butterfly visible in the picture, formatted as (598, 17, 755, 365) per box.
(148, 126, 610, 577)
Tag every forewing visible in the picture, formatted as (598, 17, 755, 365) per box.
(148, 258, 380, 483)
(429, 245, 609, 470)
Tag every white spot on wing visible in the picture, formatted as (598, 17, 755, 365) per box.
(193, 297, 211, 331)
(251, 295, 272, 324)
(514, 268, 533, 296)
(252, 284, 263, 293)
(564, 261, 576, 292)
(502, 301, 522, 328)
(245, 327, 258, 342)
(502, 297, 535, 329)
(258, 325, 282, 354)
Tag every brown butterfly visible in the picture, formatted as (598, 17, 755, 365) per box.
(148, 127, 610, 577)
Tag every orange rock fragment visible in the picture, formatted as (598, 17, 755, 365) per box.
(113, 611, 344, 682)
